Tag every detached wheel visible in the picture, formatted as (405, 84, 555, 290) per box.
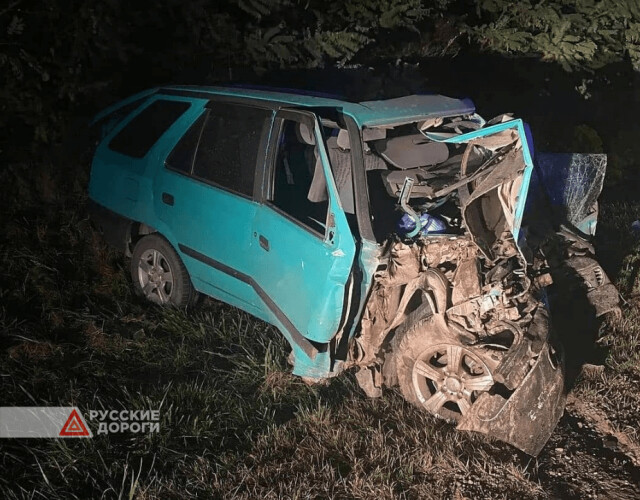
(394, 316, 496, 421)
(130, 234, 195, 307)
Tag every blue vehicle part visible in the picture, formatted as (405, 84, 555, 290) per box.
(251, 111, 356, 377)
(164, 85, 476, 128)
(91, 95, 301, 352)
(89, 86, 541, 380)
(397, 212, 448, 238)
(528, 153, 607, 236)
(88, 94, 356, 379)
(151, 98, 274, 318)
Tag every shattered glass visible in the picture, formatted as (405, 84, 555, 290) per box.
(533, 153, 607, 236)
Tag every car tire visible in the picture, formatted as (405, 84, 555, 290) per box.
(392, 315, 496, 422)
(130, 234, 196, 308)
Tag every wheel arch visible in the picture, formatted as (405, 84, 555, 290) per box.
(127, 220, 179, 257)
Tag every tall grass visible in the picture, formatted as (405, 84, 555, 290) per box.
(1, 161, 639, 499)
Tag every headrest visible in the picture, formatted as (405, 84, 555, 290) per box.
(362, 127, 387, 142)
(337, 129, 350, 150)
(373, 134, 449, 169)
(295, 122, 315, 145)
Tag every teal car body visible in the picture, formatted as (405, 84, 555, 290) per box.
(88, 85, 617, 455)
(89, 85, 500, 378)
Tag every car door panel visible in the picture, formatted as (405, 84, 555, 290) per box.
(154, 103, 273, 311)
(252, 111, 356, 346)
(157, 171, 262, 309)
(252, 208, 354, 343)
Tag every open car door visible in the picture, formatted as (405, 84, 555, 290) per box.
(251, 109, 356, 378)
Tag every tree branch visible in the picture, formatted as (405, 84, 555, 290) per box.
(0, 0, 25, 19)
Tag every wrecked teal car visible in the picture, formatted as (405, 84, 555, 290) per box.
(88, 86, 618, 455)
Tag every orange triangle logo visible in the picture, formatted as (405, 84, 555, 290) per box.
(59, 408, 91, 437)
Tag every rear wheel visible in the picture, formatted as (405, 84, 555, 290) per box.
(130, 234, 196, 307)
(393, 316, 496, 421)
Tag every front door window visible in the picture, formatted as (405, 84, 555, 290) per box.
(271, 118, 328, 236)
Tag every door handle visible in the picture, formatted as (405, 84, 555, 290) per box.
(162, 192, 174, 206)
(259, 235, 270, 251)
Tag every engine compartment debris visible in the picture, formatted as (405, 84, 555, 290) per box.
(349, 113, 618, 455)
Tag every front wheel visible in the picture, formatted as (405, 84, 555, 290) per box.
(130, 234, 196, 307)
(393, 315, 497, 422)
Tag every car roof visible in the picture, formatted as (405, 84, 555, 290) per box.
(161, 85, 476, 127)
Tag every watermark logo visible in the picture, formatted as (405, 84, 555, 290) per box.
(88, 409, 160, 435)
(59, 408, 91, 437)
(0, 407, 162, 437)
(0, 407, 93, 438)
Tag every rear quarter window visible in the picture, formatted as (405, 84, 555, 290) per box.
(93, 96, 148, 141)
(109, 99, 191, 158)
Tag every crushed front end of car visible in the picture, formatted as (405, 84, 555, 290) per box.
(349, 113, 618, 455)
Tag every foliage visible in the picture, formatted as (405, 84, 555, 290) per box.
(0, 0, 436, 155)
(571, 124, 604, 154)
(1, 0, 640, 158)
(470, 0, 640, 72)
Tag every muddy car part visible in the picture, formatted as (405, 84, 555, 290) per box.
(457, 341, 565, 456)
(394, 314, 499, 421)
(359, 228, 565, 455)
(353, 118, 616, 455)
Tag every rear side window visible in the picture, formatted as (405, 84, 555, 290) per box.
(165, 113, 206, 174)
(109, 99, 191, 158)
(94, 97, 147, 141)
(192, 103, 272, 196)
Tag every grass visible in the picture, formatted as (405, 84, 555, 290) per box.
(1, 160, 639, 499)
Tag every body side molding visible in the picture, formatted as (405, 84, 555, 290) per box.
(178, 244, 321, 359)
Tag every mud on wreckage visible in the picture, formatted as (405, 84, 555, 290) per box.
(349, 115, 620, 456)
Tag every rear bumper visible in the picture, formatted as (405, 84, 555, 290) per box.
(87, 199, 132, 253)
